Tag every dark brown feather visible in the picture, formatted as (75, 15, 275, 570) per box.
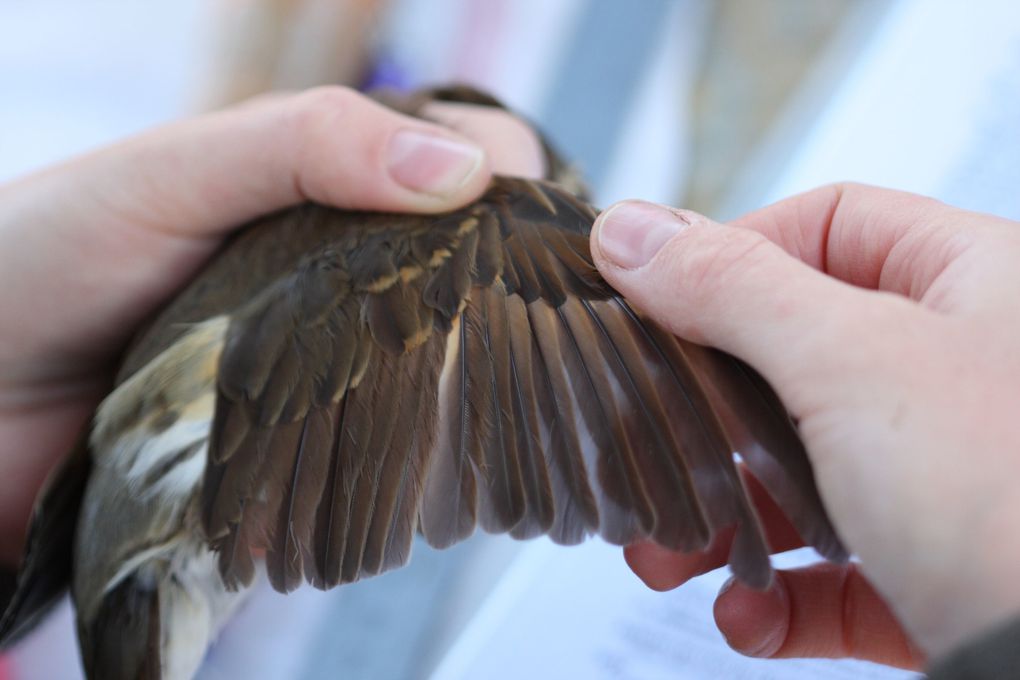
(695, 350, 848, 562)
(0, 432, 91, 646)
(503, 293, 556, 539)
(314, 305, 361, 406)
(618, 307, 775, 584)
(419, 317, 479, 549)
(78, 576, 161, 680)
(310, 391, 352, 588)
(423, 225, 478, 325)
(540, 300, 654, 544)
(264, 411, 334, 592)
(314, 345, 379, 586)
(361, 336, 442, 576)
(365, 280, 422, 355)
(337, 347, 406, 584)
(521, 301, 601, 545)
(571, 299, 710, 550)
(473, 287, 527, 533)
(473, 211, 504, 286)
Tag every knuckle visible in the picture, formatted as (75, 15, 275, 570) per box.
(424, 102, 544, 177)
(286, 86, 362, 137)
(282, 87, 367, 201)
(827, 180, 864, 195)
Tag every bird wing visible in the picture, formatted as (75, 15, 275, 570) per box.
(200, 177, 847, 594)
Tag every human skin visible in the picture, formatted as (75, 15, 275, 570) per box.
(0, 86, 544, 568)
(590, 186, 1020, 666)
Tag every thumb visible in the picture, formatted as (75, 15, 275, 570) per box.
(589, 200, 913, 397)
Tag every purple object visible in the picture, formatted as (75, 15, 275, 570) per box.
(361, 55, 414, 92)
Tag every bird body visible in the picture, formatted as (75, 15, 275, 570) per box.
(76, 317, 238, 679)
(0, 90, 846, 680)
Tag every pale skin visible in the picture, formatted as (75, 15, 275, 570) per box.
(2, 89, 1017, 670)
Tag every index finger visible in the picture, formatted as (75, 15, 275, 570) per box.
(728, 183, 1011, 302)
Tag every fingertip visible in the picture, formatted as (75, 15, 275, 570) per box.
(422, 101, 546, 179)
(590, 199, 743, 348)
(624, 535, 737, 592)
(714, 574, 791, 658)
(278, 86, 494, 214)
(719, 563, 926, 670)
(624, 542, 688, 591)
(592, 200, 699, 271)
(384, 128, 489, 204)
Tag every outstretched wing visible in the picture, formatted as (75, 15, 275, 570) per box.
(200, 177, 846, 594)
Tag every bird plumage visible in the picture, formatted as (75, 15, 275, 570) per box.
(0, 88, 846, 680)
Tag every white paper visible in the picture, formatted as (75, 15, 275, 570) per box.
(432, 542, 913, 680)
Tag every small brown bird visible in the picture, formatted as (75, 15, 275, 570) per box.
(0, 87, 846, 679)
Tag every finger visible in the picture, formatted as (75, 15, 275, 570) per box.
(421, 101, 545, 178)
(728, 183, 948, 289)
(625, 471, 805, 591)
(728, 183, 1020, 306)
(0, 88, 512, 368)
(625, 533, 735, 592)
(62, 86, 492, 234)
(589, 200, 929, 394)
(714, 562, 925, 670)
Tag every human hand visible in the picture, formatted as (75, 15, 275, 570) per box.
(590, 184, 1020, 665)
(0, 87, 544, 567)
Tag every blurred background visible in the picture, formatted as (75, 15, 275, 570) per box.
(1, 1, 1018, 678)
(0, 0, 873, 210)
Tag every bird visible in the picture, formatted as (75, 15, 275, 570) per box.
(0, 86, 847, 679)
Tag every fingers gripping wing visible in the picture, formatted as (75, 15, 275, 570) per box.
(201, 178, 847, 594)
